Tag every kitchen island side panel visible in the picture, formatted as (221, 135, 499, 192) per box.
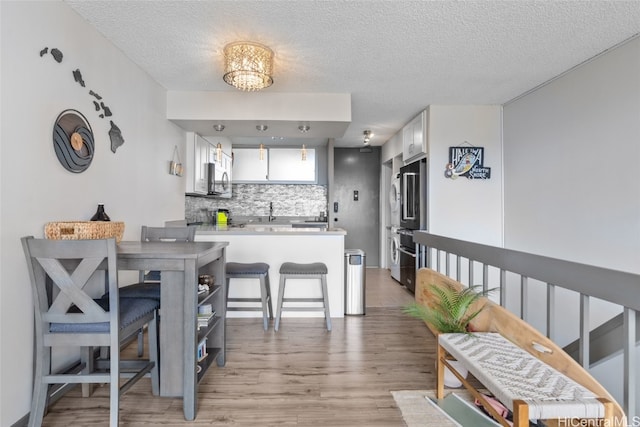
(196, 232, 345, 318)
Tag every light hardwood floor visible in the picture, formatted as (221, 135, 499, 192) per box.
(39, 268, 437, 426)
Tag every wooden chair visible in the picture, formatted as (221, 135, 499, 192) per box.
(21, 236, 159, 427)
(118, 225, 196, 355)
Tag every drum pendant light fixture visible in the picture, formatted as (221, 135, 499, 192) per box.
(223, 41, 274, 91)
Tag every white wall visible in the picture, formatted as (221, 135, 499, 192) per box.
(0, 2, 186, 424)
(381, 106, 503, 247)
(427, 105, 503, 246)
(381, 131, 402, 163)
(503, 36, 640, 408)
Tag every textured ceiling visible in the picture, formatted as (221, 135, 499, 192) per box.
(65, 0, 640, 147)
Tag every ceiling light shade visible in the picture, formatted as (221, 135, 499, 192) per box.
(223, 41, 274, 91)
(363, 130, 373, 145)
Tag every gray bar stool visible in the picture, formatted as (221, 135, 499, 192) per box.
(275, 262, 331, 331)
(226, 262, 273, 330)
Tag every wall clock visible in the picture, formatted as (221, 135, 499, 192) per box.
(52, 109, 95, 173)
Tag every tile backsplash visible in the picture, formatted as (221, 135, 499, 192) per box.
(185, 184, 328, 222)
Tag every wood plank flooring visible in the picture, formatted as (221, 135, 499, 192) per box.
(39, 268, 437, 426)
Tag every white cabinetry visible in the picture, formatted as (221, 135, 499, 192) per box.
(232, 147, 316, 183)
(186, 132, 213, 194)
(402, 109, 428, 162)
(269, 148, 315, 182)
(186, 133, 233, 195)
(232, 148, 269, 182)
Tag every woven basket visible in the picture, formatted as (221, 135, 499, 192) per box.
(45, 221, 125, 243)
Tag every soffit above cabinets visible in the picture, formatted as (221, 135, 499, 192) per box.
(167, 91, 351, 139)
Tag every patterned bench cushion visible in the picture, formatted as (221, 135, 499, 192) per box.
(438, 332, 604, 420)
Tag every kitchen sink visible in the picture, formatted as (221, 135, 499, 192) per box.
(292, 222, 327, 229)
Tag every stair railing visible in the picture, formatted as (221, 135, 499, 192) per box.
(414, 230, 638, 419)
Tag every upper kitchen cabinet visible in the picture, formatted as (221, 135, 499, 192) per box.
(269, 148, 316, 182)
(402, 109, 428, 162)
(186, 132, 232, 196)
(233, 147, 316, 183)
(232, 148, 269, 182)
(186, 133, 212, 194)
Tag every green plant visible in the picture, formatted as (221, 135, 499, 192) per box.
(403, 282, 494, 334)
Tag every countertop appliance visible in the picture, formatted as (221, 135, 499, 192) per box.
(400, 159, 427, 230)
(216, 209, 229, 225)
(206, 208, 230, 225)
(207, 152, 232, 198)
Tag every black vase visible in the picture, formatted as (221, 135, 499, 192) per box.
(90, 204, 111, 221)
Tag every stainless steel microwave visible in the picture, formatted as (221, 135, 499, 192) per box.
(207, 152, 232, 198)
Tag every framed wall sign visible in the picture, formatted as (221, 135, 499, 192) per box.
(445, 144, 491, 180)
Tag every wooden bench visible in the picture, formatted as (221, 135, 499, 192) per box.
(415, 268, 625, 427)
(438, 332, 611, 426)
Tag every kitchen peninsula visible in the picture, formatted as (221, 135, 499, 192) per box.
(193, 224, 346, 318)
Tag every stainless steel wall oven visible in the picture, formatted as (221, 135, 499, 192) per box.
(400, 158, 427, 230)
(398, 158, 426, 293)
(398, 228, 416, 293)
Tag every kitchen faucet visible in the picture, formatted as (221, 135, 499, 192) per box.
(268, 202, 276, 222)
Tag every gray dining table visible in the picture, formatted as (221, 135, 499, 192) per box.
(116, 240, 228, 420)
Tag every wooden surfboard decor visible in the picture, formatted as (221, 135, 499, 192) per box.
(415, 267, 626, 426)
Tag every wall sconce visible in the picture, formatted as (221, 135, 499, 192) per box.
(169, 145, 183, 176)
(301, 144, 307, 161)
(256, 124, 268, 132)
(213, 124, 225, 132)
(363, 130, 373, 145)
(298, 124, 310, 133)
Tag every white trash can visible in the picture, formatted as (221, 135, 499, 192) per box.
(344, 249, 366, 315)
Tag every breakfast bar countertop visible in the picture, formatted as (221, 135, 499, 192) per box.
(191, 222, 347, 318)
(194, 225, 347, 235)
